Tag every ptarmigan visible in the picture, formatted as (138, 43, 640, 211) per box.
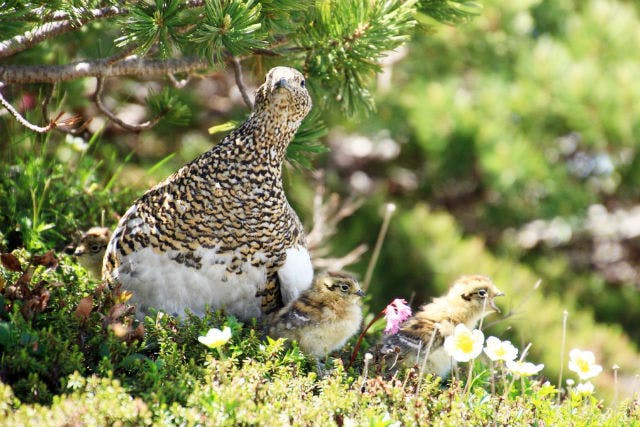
(102, 66, 314, 320)
(379, 275, 503, 377)
(267, 271, 364, 358)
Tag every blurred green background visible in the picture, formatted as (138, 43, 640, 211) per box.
(2, 0, 640, 395)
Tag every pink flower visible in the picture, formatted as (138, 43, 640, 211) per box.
(383, 298, 412, 334)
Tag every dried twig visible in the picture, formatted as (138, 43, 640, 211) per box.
(93, 77, 163, 132)
(306, 174, 367, 271)
(167, 73, 192, 89)
(231, 56, 254, 109)
(312, 245, 368, 271)
(0, 83, 81, 133)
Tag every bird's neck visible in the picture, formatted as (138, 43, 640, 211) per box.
(443, 296, 486, 328)
(242, 110, 299, 166)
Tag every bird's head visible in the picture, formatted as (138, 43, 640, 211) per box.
(73, 227, 111, 265)
(254, 66, 312, 128)
(314, 271, 365, 301)
(447, 275, 504, 315)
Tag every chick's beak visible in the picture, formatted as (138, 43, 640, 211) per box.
(489, 291, 505, 313)
(355, 289, 365, 297)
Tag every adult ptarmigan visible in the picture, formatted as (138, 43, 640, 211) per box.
(102, 66, 314, 320)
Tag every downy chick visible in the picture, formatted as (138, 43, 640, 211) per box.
(380, 275, 504, 377)
(268, 271, 364, 358)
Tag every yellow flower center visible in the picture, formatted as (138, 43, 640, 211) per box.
(456, 334, 474, 354)
(577, 359, 590, 373)
(495, 347, 506, 357)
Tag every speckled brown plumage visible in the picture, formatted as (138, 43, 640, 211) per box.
(102, 67, 314, 320)
(379, 275, 504, 376)
(267, 271, 364, 358)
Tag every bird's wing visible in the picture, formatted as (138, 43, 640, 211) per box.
(258, 274, 283, 315)
(277, 306, 314, 330)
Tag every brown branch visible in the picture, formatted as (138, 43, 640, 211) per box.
(230, 56, 254, 109)
(93, 77, 163, 132)
(0, 56, 211, 84)
(0, 6, 128, 59)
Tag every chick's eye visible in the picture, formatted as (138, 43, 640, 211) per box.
(477, 289, 488, 297)
(90, 244, 101, 253)
(340, 283, 350, 292)
(300, 80, 305, 88)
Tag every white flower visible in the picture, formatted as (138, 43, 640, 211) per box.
(443, 324, 485, 362)
(568, 349, 603, 380)
(573, 381, 595, 396)
(198, 326, 232, 349)
(506, 360, 544, 378)
(566, 379, 575, 386)
(65, 134, 89, 151)
(483, 336, 518, 362)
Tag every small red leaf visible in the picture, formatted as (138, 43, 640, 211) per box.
(108, 303, 129, 320)
(1, 253, 22, 272)
(75, 296, 93, 321)
(32, 250, 59, 270)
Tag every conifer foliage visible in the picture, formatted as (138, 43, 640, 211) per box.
(0, 0, 480, 134)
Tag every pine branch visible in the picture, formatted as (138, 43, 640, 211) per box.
(93, 78, 164, 132)
(0, 6, 128, 59)
(230, 56, 253, 109)
(0, 57, 210, 84)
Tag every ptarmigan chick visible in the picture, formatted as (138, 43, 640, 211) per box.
(380, 275, 503, 377)
(268, 271, 364, 358)
(103, 67, 314, 320)
(73, 227, 111, 278)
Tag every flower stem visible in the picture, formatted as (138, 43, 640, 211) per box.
(348, 310, 384, 369)
(557, 310, 568, 405)
(363, 203, 396, 291)
(490, 360, 496, 396)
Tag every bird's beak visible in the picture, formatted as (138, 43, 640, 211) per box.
(355, 290, 365, 297)
(273, 78, 289, 90)
(489, 291, 505, 313)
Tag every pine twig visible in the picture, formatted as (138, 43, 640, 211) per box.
(0, 6, 128, 59)
(93, 78, 163, 132)
(0, 57, 211, 84)
(231, 56, 254, 109)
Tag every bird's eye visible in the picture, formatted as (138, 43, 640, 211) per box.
(90, 244, 101, 253)
(477, 289, 488, 297)
(300, 80, 305, 88)
(340, 283, 350, 292)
